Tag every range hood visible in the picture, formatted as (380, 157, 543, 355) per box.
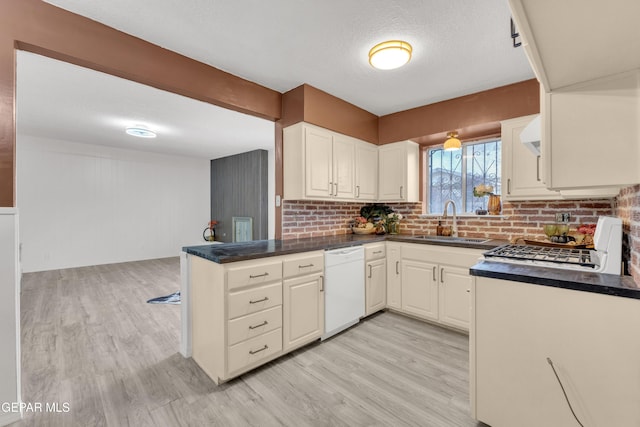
(520, 115, 541, 156)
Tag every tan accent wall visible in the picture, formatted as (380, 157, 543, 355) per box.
(378, 79, 540, 145)
(0, 0, 282, 207)
(280, 84, 378, 144)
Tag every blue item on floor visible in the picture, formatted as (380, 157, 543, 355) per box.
(147, 291, 181, 304)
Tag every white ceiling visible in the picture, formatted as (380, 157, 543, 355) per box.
(16, 52, 275, 159)
(20, 1, 534, 160)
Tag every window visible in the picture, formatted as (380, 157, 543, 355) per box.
(427, 139, 501, 214)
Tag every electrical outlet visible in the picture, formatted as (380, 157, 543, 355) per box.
(555, 213, 571, 223)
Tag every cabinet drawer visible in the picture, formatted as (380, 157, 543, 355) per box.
(365, 244, 386, 260)
(282, 252, 324, 278)
(227, 328, 282, 374)
(227, 259, 283, 291)
(228, 306, 282, 346)
(228, 282, 282, 320)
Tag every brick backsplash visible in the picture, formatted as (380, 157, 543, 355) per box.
(282, 192, 640, 285)
(281, 199, 614, 241)
(615, 185, 640, 281)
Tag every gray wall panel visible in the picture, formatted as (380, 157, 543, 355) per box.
(210, 150, 268, 242)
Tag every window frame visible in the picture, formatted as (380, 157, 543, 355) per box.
(424, 137, 502, 215)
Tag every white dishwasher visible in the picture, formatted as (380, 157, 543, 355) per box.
(322, 246, 365, 340)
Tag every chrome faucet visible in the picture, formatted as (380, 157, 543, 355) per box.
(442, 200, 458, 237)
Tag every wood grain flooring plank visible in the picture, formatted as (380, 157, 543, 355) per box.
(15, 257, 486, 427)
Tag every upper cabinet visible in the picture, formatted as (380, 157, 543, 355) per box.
(509, 0, 640, 191)
(502, 115, 561, 201)
(508, 0, 640, 92)
(542, 72, 640, 191)
(354, 141, 378, 201)
(503, 114, 622, 200)
(284, 123, 356, 201)
(284, 123, 419, 203)
(378, 141, 419, 202)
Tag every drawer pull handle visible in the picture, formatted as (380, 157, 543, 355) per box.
(248, 321, 268, 330)
(249, 272, 269, 279)
(368, 264, 372, 278)
(249, 345, 268, 355)
(299, 263, 314, 268)
(373, 250, 382, 254)
(249, 297, 269, 304)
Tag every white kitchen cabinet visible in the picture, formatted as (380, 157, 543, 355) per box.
(284, 122, 359, 201)
(355, 141, 378, 201)
(502, 115, 561, 201)
(473, 276, 640, 427)
(438, 265, 473, 330)
(385, 242, 402, 310)
(191, 256, 284, 384)
(282, 251, 324, 352)
(542, 71, 640, 191)
(364, 243, 386, 316)
(378, 140, 419, 202)
(392, 243, 482, 332)
(508, 0, 640, 191)
(508, 0, 640, 92)
(401, 259, 439, 321)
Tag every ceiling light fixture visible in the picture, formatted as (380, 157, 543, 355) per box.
(368, 40, 412, 70)
(125, 125, 156, 138)
(444, 131, 461, 151)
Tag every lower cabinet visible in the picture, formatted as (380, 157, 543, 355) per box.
(386, 242, 402, 310)
(472, 276, 640, 427)
(438, 265, 474, 330)
(283, 272, 324, 352)
(401, 259, 438, 320)
(389, 243, 483, 332)
(365, 258, 386, 315)
(364, 242, 387, 316)
(190, 250, 324, 384)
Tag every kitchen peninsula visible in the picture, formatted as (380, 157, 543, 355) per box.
(182, 234, 500, 384)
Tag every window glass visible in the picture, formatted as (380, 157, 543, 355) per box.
(427, 139, 501, 214)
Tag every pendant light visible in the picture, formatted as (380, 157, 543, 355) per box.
(444, 131, 461, 151)
(368, 40, 412, 70)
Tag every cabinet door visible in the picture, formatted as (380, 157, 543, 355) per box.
(355, 142, 378, 200)
(386, 243, 402, 309)
(401, 259, 438, 321)
(304, 126, 333, 198)
(283, 274, 324, 352)
(544, 71, 640, 190)
(365, 259, 386, 316)
(332, 136, 356, 199)
(378, 144, 404, 201)
(438, 265, 472, 330)
(502, 115, 560, 201)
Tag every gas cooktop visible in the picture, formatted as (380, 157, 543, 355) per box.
(483, 244, 595, 268)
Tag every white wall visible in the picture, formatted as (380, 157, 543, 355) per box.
(17, 136, 210, 272)
(0, 209, 21, 426)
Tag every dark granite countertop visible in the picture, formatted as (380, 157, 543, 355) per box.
(183, 234, 506, 264)
(470, 260, 640, 300)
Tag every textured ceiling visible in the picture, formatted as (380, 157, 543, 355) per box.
(43, 0, 534, 116)
(17, 52, 274, 160)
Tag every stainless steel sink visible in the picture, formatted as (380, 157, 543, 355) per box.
(413, 235, 490, 244)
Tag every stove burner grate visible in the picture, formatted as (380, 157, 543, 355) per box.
(483, 244, 595, 268)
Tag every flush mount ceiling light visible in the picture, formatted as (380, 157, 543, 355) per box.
(368, 40, 412, 70)
(125, 125, 156, 138)
(444, 131, 461, 151)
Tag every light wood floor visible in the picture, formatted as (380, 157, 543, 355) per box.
(15, 257, 485, 427)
